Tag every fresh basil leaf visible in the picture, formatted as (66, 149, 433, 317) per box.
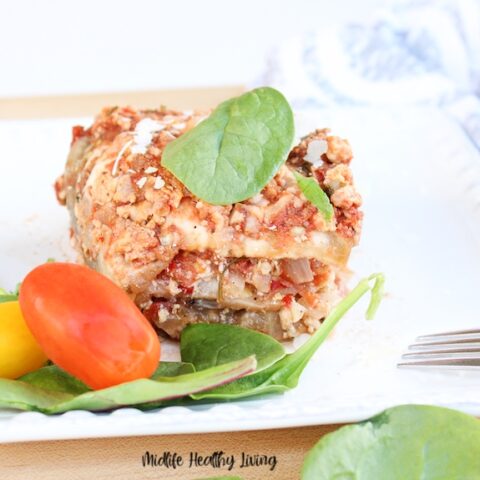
(191, 274, 384, 400)
(181, 323, 285, 373)
(294, 172, 333, 221)
(162, 87, 294, 205)
(0, 357, 256, 413)
(301, 405, 480, 479)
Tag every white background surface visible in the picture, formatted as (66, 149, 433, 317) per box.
(1, 108, 480, 442)
(0, 0, 392, 97)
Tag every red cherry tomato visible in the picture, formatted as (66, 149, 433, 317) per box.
(19, 263, 160, 390)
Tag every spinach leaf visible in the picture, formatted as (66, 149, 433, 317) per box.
(294, 172, 333, 221)
(0, 294, 18, 303)
(162, 87, 294, 205)
(20, 365, 90, 395)
(301, 405, 480, 479)
(181, 323, 285, 373)
(151, 361, 195, 378)
(0, 284, 20, 303)
(19, 362, 195, 396)
(0, 357, 256, 413)
(191, 274, 384, 400)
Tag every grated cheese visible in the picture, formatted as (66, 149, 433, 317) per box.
(136, 177, 147, 189)
(131, 118, 165, 155)
(154, 176, 165, 190)
(303, 140, 328, 167)
(111, 140, 133, 176)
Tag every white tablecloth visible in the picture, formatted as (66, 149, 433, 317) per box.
(259, 0, 480, 149)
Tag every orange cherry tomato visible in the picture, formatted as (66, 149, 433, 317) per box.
(19, 263, 160, 390)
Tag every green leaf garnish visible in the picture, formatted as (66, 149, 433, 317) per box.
(181, 323, 286, 373)
(19, 362, 196, 396)
(0, 294, 18, 303)
(0, 357, 256, 413)
(294, 172, 333, 221)
(0, 284, 20, 303)
(189, 274, 384, 400)
(150, 361, 195, 378)
(366, 272, 385, 320)
(20, 365, 90, 395)
(162, 87, 294, 205)
(301, 405, 480, 479)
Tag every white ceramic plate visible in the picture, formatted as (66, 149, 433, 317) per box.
(1, 107, 480, 443)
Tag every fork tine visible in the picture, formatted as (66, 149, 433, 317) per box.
(403, 346, 480, 356)
(414, 333, 480, 344)
(402, 351, 480, 360)
(398, 358, 480, 368)
(416, 329, 480, 340)
(409, 340, 480, 351)
(400, 329, 480, 369)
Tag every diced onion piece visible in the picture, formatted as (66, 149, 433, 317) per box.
(251, 272, 272, 293)
(227, 271, 246, 293)
(279, 299, 307, 330)
(282, 259, 314, 284)
(193, 279, 219, 299)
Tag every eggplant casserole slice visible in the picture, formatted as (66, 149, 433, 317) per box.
(55, 106, 362, 340)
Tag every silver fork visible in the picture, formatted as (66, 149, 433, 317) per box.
(398, 329, 480, 369)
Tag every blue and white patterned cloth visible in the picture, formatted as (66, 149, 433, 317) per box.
(260, 0, 480, 149)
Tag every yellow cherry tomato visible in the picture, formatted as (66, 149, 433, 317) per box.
(0, 301, 48, 379)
